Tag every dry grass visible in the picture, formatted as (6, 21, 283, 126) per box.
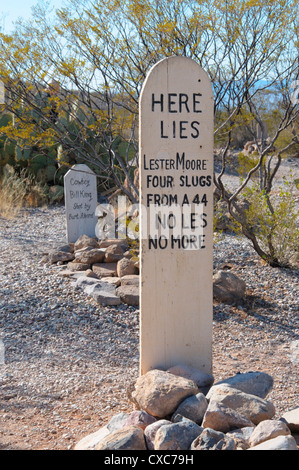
(0, 166, 48, 218)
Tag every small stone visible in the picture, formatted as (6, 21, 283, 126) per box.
(213, 270, 246, 303)
(96, 425, 146, 450)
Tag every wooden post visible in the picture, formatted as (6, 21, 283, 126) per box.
(139, 56, 214, 375)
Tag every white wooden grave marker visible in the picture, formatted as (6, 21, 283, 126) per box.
(139, 56, 214, 375)
(64, 164, 98, 243)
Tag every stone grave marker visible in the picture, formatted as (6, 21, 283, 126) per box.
(139, 56, 214, 375)
(64, 164, 98, 243)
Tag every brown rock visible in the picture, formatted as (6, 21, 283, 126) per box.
(75, 248, 105, 265)
(67, 261, 91, 271)
(96, 425, 146, 450)
(144, 420, 172, 450)
(104, 244, 125, 263)
(48, 251, 75, 264)
(249, 419, 291, 447)
(99, 239, 128, 249)
(129, 369, 199, 419)
(116, 285, 139, 306)
(120, 275, 140, 286)
(121, 410, 156, 430)
(92, 263, 118, 278)
(213, 270, 246, 304)
(117, 257, 137, 278)
(74, 235, 99, 251)
(280, 407, 299, 433)
(202, 400, 254, 433)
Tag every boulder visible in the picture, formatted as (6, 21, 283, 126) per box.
(48, 250, 75, 264)
(191, 427, 236, 450)
(120, 275, 140, 286)
(101, 276, 121, 287)
(227, 427, 254, 450)
(92, 288, 121, 306)
(206, 384, 275, 424)
(67, 261, 91, 271)
(213, 270, 246, 303)
(171, 392, 208, 424)
(99, 239, 128, 249)
(154, 420, 203, 450)
(280, 407, 299, 432)
(92, 263, 118, 278)
(75, 248, 105, 265)
(116, 285, 139, 306)
(104, 244, 125, 263)
(74, 425, 110, 450)
(210, 371, 273, 399)
(248, 435, 298, 451)
(96, 425, 147, 450)
(107, 412, 131, 432)
(144, 420, 172, 450)
(117, 257, 137, 278)
(74, 235, 99, 251)
(202, 400, 254, 433)
(248, 419, 291, 447)
(167, 364, 214, 392)
(121, 410, 157, 430)
(128, 369, 199, 418)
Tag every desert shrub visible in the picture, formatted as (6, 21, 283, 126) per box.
(240, 179, 299, 267)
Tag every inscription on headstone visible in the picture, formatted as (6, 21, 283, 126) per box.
(64, 164, 98, 243)
(139, 56, 214, 375)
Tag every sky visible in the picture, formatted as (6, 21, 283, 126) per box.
(0, 0, 66, 32)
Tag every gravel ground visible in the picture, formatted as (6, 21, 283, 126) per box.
(0, 203, 298, 450)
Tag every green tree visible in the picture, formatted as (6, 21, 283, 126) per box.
(0, 0, 298, 264)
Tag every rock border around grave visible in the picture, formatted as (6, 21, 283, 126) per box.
(74, 367, 299, 451)
(45, 234, 247, 308)
(44, 235, 140, 307)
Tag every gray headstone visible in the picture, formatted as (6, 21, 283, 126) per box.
(64, 164, 98, 243)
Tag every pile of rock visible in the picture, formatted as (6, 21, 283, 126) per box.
(44, 235, 139, 307)
(74, 367, 299, 451)
(45, 234, 247, 308)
